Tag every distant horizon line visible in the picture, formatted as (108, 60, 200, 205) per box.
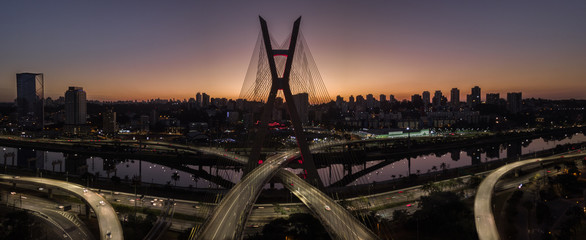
(1, 94, 585, 104)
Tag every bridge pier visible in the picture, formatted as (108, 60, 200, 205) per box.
(329, 166, 332, 185)
(48, 188, 53, 199)
(4, 152, 15, 168)
(408, 157, 411, 175)
(344, 164, 353, 175)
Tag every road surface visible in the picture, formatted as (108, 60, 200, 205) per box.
(197, 140, 381, 240)
(278, 169, 380, 239)
(474, 151, 586, 240)
(0, 174, 123, 240)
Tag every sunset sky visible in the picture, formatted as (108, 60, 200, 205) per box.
(1, 1, 585, 102)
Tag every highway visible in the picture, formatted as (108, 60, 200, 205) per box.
(474, 151, 586, 240)
(0, 174, 123, 240)
(12, 135, 576, 239)
(195, 140, 382, 240)
(196, 150, 293, 240)
(278, 169, 380, 239)
(143, 199, 174, 240)
(1, 188, 95, 240)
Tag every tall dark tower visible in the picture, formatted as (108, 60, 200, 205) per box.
(16, 73, 44, 129)
(247, 17, 323, 189)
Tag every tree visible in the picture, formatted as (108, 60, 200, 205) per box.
(111, 175, 121, 185)
(467, 175, 483, 189)
(392, 209, 409, 223)
(411, 191, 478, 239)
(421, 182, 440, 194)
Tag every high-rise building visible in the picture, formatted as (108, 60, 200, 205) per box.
(102, 108, 118, 134)
(432, 90, 442, 107)
(293, 93, 309, 123)
(16, 73, 44, 128)
(422, 91, 430, 107)
(507, 92, 522, 113)
(64, 87, 87, 135)
(335, 95, 343, 107)
(65, 87, 87, 125)
(450, 88, 460, 106)
(366, 94, 374, 108)
(388, 94, 396, 103)
(349, 95, 355, 104)
(411, 94, 422, 107)
(202, 93, 210, 107)
(379, 94, 386, 103)
(486, 93, 500, 105)
(356, 95, 365, 104)
(469, 86, 481, 106)
(196, 92, 202, 106)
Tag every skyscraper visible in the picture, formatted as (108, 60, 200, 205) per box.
(379, 94, 386, 103)
(65, 87, 87, 125)
(102, 108, 117, 134)
(450, 88, 460, 106)
(469, 86, 481, 107)
(366, 94, 374, 108)
(196, 92, 202, 106)
(335, 95, 343, 107)
(356, 95, 365, 104)
(433, 90, 442, 107)
(411, 94, 423, 107)
(422, 91, 430, 107)
(16, 73, 44, 128)
(507, 92, 522, 114)
(202, 93, 210, 107)
(486, 93, 500, 105)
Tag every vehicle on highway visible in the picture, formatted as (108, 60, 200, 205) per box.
(83, 188, 88, 193)
(99, 200, 106, 206)
(324, 205, 331, 211)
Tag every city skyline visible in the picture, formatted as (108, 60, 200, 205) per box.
(2, 1, 586, 102)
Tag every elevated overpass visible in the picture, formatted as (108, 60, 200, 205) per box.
(474, 151, 586, 240)
(196, 140, 380, 240)
(0, 136, 380, 239)
(0, 174, 123, 240)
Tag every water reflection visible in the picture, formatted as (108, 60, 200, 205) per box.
(1, 133, 585, 189)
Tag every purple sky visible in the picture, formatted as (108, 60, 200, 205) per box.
(1, 1, 585, 102)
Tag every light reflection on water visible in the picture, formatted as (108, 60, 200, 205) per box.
(1, 133, 584, 189)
